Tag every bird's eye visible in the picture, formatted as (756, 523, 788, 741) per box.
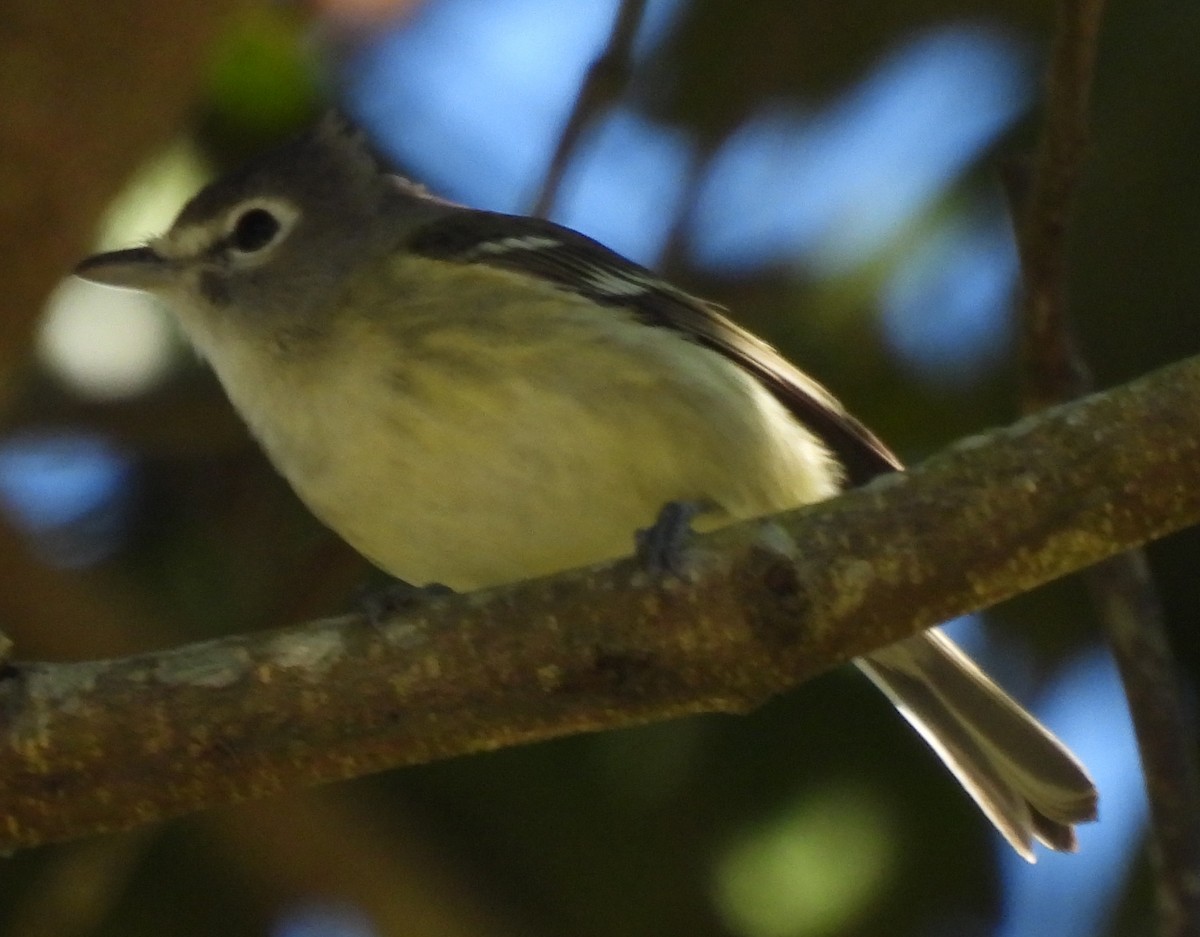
(229, 207, 282, 253)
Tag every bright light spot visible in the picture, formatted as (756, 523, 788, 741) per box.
(348, 0, 618, 209)
(94, 139, 210, 249)
(39, 138, 206, 401)
(39, 277, 179, 401)
(713, 784, 896, 937)
(553, 107, 695, 264)
(346, 0, 687, 213)
(879, 207, 1017, 385)
(273, 902, 378, 937)
(0, 432, 134, 568)
(690, 24, 1031, 274)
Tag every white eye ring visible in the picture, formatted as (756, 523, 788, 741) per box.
(223, 198, 299, 261)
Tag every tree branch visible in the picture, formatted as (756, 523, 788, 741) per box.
(2, 353, 1199, 853)
(1013, 1, 1200, 931)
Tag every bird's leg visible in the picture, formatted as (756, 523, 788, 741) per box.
(635, 500, 709, 578)
(357, 579, 456, 623)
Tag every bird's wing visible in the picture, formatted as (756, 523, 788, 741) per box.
(405, 207, 902, 485)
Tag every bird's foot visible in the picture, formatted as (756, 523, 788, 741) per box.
(357, 579, 455, 623)
(635, 500, 707, 578)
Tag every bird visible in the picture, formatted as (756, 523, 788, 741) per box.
(75, 113, 1098, 861)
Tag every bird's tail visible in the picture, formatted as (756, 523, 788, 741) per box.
(856, 629, 1099, 861)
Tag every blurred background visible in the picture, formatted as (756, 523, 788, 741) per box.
(2, 0, 1198, 934)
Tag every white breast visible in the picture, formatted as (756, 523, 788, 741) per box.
(190, 265, 841, 591)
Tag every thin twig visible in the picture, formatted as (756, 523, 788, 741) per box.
(529, 0, 647, 217)
(1016, 0, 1102, 411)
(1013, 2, 1200, 934)
(1086, 554, 1200, 937)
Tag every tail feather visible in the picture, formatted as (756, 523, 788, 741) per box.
(856, 629, 1098, 862)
